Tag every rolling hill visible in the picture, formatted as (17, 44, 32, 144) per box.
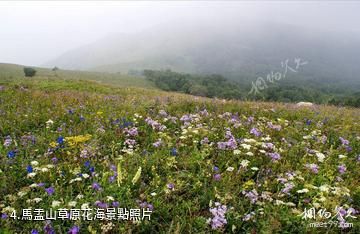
(0, 63, 153, 89)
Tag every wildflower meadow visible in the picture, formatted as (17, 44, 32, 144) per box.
(0, 78, 359, 233)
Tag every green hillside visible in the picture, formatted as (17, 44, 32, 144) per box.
(0, 63, 154, 89)
(0, 69, 359, 233)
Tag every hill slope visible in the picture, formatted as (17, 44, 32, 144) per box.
(0, 63, 153, 89)
(0, 76, 359, 233)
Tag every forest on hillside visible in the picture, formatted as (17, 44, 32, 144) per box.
(144, 69, 360, 107)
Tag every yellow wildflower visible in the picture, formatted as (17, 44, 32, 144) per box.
(65, 134, 92, 146)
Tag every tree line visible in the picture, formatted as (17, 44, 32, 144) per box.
(143, 69, 360, 108)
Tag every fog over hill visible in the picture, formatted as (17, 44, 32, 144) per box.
(45, 18, 360, 89)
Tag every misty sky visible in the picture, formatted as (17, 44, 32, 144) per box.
(1, 1, 360, 66)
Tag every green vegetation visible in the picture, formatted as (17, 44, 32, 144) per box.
(23, 67, 37, 77)
(144, 69, 243, 99)
(144, 69, 360, 107)
(0, 72, 359, 233)
(0, 63, 154, 89)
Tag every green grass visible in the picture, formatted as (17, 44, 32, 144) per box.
(0, 63, 154, 89)
(0, 67, 359, 233)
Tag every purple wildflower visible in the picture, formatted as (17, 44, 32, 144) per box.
(247, 116, 254, 123)
(51, 157, 58, 164)
(262, 142, 274, 150)
(125, 127, 138, 137)
(109, 176, 116, 183)
(92, 182, 102, 191)
(226, 138, 237, 149)
(44, 221, 55, 234)
(152, 139, 162, 148)
(345, 146, 352, 152)
(147, 203, 154, 211)
(250, 127, 261, 137)
(243, 211, 255, 221)
(200, 137, 209, 145)
(124, 139, 136, 146)
(268, 152, 281, 161)
(94, 200, 107, 208)
(303, 198, 312, 204)
(145, 117, 166, 131)
(213, 174, 221, 181)
(3, 136, 12, 147)
(199, 109, 209, 116)
(45, 187, 55, 195)
(20, 134, 36, 146)
(267, 122, 282, 131)
(209, 202, 227, 230)
(1, 213, 8, 219)
(243, 189, 259, 204)
(112, 201, 120, 207)
(31, 230, 39, 234)
(281, 182, 294, 194)
(167, 183, 175, 190)
(138, 201, 154, 210)
(338, 164, 347, 174)
(80, 148, 91, 158)
(180, 114, 192, 122)
(339, 137, 349, 146)
(217, 131, 237, 150)
(305, 163, 319, 174)
(68, 226, 79, 234)
(217, 142, 227, 150)
(159, 110, 168, 117)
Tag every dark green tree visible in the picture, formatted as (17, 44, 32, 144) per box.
(23, 67, 37, 77)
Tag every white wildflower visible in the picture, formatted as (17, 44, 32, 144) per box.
(233, 149, 241, 155)
(241, 144, 251, 150)
(316, 152, 326, 162)
(240, 160, 250, 168)
(296, 189, 309, 194)
(27, 172, 36, 178)
(106, 196, 114, 201)
(51, 200, 61, 208)
(33, 198, 42, 203)
(226, 167, 234, 172)
(68, 201, 77, 207)
(41, 168, 49, 173)
(81, 203, 89, 209)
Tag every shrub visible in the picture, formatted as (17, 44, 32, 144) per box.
(23, 67, 37, 77)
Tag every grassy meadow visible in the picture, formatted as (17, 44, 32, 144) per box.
(0, 64, 359, 233)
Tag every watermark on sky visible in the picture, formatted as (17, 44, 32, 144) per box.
(249, 58, 308, 95)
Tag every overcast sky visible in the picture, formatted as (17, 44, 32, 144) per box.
(1, 1, 360, 66)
